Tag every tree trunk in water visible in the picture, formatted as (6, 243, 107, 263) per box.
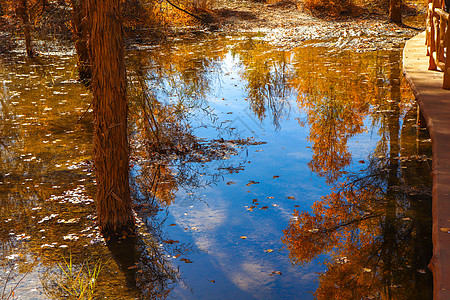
(71, 0, 91, 84)
(87, 0, 135, 236)
(389, 0, 402, 24)
(17, 0, 34, 57)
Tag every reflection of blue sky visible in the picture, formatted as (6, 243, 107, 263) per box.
(147, 39, 390, 299)
(149, 48, 378, 299)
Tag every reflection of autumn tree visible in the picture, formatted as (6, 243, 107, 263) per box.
(231, 38, 293, 128)
(127, 42, 259, 207)
(284, 51, 433, 299)
(105, 235, 179, 299)
(136, 38, 227, 104)
(290, 49, 398, 183)
(133, 162, 178, 206)
(128, 49, 216, 206)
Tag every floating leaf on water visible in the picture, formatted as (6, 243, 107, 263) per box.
(57, 218, 80, 224)
(267, 196, 274, 199)
(209, 280, 215, 283)
(440, 227, 450, 233)
(270, 271, 282, 276)
(260, 206, 268, 210)
(6, 254, 20, 260)
(294, 205, 300, 208)
(37, 214, 59, 224)
(180, 258, 193, 263)
(287, 196, 295, 200)
(191, 227, 198, 231)
(264, 249, 274, 253)
(63, 234, 79, 241)
(358, 160, 365, 164)
(240, 236, 247, 239)
(163, 239, 179, 244)
(246, 181, 259, 186)
(169, 224, 177, 226)
(227, 181, 236, 185)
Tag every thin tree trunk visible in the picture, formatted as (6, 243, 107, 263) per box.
(17, 0, 34, 57)
(389, 0, 402, 24)
(87, 0, 135, 236)
(71, 0, 91, 84)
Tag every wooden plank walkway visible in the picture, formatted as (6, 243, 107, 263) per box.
(403, 31, 450, 300)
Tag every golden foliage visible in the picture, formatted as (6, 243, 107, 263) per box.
(301, 0, 354, 16)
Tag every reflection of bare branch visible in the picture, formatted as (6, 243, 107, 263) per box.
(322, 213, 381, 234)
(1, 256, 38, 300)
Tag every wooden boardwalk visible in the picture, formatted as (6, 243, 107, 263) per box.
(403, 31, 450, 300)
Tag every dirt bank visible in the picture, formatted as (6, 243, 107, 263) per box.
(208, 0, 426, 51)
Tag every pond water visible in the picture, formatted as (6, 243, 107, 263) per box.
(0, 33, 433, 299)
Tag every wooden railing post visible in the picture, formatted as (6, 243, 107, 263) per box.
(427, 0, 432, 50)
(443, 17, 450, 89)
(429, 0, 438, 70)
(439, 11, 446, 62)
(424, 0, 450, 89)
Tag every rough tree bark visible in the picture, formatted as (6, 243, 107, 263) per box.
(71, 0, 91, 84)
(389, 0, 402, 24)
(87, 0, 135, 236)
(16, 0, 34, 57)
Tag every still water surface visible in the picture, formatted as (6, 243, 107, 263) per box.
(0, 34, 433, 299)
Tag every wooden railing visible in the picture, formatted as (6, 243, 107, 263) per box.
(426, 0, 450, 89)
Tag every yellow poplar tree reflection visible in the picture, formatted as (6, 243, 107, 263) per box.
(284, 52, 433, 299)
(289, 48, 387, 183)
(231, 38, 293, 128)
